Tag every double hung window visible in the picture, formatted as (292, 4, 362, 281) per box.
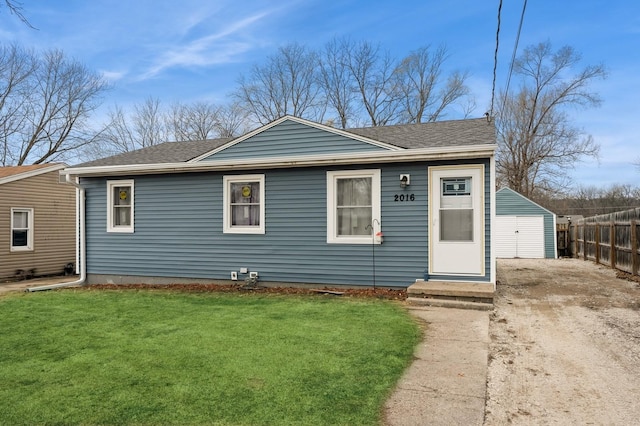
(107, 180, 134, 233)
(327, 170, 381, 244)
(223, 174, 265, 234)
(11, 208, 34, 251)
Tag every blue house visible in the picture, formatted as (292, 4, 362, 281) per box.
(62, 116, 497, 289)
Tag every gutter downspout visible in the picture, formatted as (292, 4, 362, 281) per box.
(27, 175, 86, 292)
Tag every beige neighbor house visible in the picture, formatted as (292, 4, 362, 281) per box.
(0, 163, 77, 280)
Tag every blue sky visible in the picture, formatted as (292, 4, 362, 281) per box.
(1, 0, 638, 188)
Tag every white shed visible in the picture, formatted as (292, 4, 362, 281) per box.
(495, 188, 557, 259)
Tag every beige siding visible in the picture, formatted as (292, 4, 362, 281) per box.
(0, 170, 76, 279)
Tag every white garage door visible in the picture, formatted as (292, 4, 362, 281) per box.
(495, 215, 545, 258)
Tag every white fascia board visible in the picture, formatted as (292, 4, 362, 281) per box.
(0, 163, 67, 185)
(187, 115, 402, 163)
(62, 144, 497, 177)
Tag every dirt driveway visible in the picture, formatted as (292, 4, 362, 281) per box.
(485, 258, 640, 425)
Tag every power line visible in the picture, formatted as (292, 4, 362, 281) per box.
(500, 0, 528, 123)
(488, 0, 502, 121)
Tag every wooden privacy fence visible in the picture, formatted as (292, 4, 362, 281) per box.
(571, 208, 640, 277)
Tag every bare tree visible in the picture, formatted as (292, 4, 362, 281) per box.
(0, 46, 109, 165)
(235, 43, 320, 125)
(317, 38, 357, 129)
(132, 97, 168, 148)
(393, 45, 470, 123)
(496, 42, 606, 198)
(87, 106, 139, 158)
(92, 97, 167, 159)
(214, 102, 250, 138)
(167, 101, 220, 141)
(1, 0, 36, 28)
(0, 44, 36, 165)
(344, 41, 400, 126)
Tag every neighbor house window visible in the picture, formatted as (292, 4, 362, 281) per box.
(223, 174, 265, 234)
(327, 169, 381, 244)
(11, 208, 34, 251)
(107, 180, 134, 233)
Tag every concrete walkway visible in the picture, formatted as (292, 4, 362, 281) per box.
(0, 275, 79, 294)
(384, 306, 490, 426)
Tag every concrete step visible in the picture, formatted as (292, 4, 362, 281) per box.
(406, 296, 494, 311)
(407, 280, 494, 310)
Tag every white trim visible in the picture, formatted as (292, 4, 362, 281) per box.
(223, 174, 265, 234)
(107, 179, 135, 233)
(326, 169, 381, 244)
(0, 163, 66, 185)
(552, 213, 558, 259)
(62, 144, 497, 178)
(10, 207, 34, 251)
(490, 155, 496, 286)
(188, 115, 402, 162)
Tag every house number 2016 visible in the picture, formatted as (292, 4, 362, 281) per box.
(394, 194, 415, 202)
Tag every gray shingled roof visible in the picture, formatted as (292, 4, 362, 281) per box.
(346, 118, 494, 149)
(77, 118, 494, 167)
(78, 138, 232, 167)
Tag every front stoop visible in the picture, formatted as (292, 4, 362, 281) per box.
(406, 280, 494, 311)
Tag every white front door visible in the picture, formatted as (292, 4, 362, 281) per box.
(429, 166, 484, 276)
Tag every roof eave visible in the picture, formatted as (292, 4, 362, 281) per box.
(62, 144, 496, 177)
(0, 163, 67, 185)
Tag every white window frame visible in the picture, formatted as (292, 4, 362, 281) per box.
(223, 174, 265, 234)
(327, 169, 381, 244)
(10, 207, 34, 251)
(107, 179, 135, 233)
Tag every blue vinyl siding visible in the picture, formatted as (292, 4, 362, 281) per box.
(199, 120, 387, 161)
(82, 159, 491, 288)
(496, 187, 555, 258)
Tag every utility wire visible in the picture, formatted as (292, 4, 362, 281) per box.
(499, 0, 528, 123)
(488, 0, 502, 121)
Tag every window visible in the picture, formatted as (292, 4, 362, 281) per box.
(327, 169, 381, 244)
(440, 177, 473, 241)
(223, 174, 265, 234)
(107, 180, 134, 233)
(11, 208, 34, 251)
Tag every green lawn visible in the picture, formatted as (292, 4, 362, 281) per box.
(0, 289, 420, 425)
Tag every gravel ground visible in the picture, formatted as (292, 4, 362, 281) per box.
(485, 258, 640, 425)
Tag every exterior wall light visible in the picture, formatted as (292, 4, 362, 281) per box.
(400, 174, 410, 188)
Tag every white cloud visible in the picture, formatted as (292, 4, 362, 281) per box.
(100, 70, 127, 82)
(138, 11, 272, 80)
